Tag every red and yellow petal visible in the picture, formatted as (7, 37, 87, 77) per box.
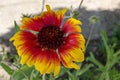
(67, 33, 85, 52)
(69, 48, 84, 62)
(20, 17, 44, 31)
(35, 50, 60, 76)
(53, 54, 60, 76)
(10, 31, 38, 52)
(40, 5, 59, 27)
(63, 33, 85, 51)
(40, 5, 67, 27)
(58, 33, 85, 69)
(20, 5, 67, 31)
(60, 52, 80, 69)
(25, 47, 42, 67)
(56, 8, 67, 25)
(35, 51, 50, 74)
(10, 31, 41, 66)
(62, 18, 82, 34)
(10, 31, 37, 47)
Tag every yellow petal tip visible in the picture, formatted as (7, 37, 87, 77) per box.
(46, 5, 51, 11)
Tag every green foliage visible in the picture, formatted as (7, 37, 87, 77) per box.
(10, 65, 34, 80)
(115, 24, 120, 40)
(113, 24, 120, 50)
(71, 11, 79, 19)
(0, 55, 2, 62)
(14, 21, 20, 32)
(85, 31, 120, 80)
(109, 68, 120, 80)
(0, 62, 14, 75)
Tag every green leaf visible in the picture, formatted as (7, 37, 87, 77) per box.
(100, 30, 108, 44)
(0, 55, 2, 62)
(67, 71, 77, 80)
(14, 21, 20, 32)
(59, 67, 69, 76)
(11, 65, 34, 80)
(32, 77, 42, 80)
(76, 64, 93, 76)
(86, 52, 104, 71)
(71, 11, 79, 19)
(0, 62, 14, 75)
(29, 70, 42, 80)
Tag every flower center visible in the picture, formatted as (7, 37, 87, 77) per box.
(38, 25, 64, 50)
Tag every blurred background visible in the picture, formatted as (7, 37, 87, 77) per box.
(0, 0, 120, 80)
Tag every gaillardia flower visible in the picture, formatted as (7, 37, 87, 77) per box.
(10, 5, 85, 76)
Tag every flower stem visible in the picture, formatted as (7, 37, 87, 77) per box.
(78, 0, 84, 11)
(42, 74, 46, 80)
(77, 0, 84, 17)
(41, 0, 45, 13)
(85, 24, 94, 48)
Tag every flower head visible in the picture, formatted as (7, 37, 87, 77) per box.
(10, 5, 85, 76)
